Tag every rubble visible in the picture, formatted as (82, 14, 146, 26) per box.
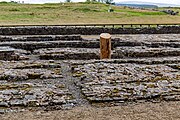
(0, 33, 179, 113)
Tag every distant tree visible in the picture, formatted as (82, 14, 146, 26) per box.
(65, 0, 71, 2)
(86, 0, 99, 3)
(103, 0, 113, 4)
(10, 1, 18, 3)
(100, 0, 114, 4)
(0, 1, 8, 4)
(86, 0, 97, 3)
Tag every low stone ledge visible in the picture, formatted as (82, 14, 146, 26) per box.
(0, 26, 179, 35)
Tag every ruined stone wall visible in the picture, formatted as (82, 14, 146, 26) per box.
(0, 26, 179, 35)
(0, 33, 179, 113)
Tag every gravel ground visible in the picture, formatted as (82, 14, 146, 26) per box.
(1, 101, 180, 120)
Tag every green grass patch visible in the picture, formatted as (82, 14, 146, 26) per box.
(126, 11, 166, 16)
(0, 13, 36, 20)
(0, 2, 179, 25)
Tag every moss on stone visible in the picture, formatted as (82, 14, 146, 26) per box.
(73, 72, 85, 77)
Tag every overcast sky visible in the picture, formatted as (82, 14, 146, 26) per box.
(1, 0, 180, 4)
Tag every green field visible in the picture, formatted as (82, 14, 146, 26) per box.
(0, 2, 179, 25)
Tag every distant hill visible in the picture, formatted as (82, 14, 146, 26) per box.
(116, 1, 180, 7)
(116, 3, 158, 9)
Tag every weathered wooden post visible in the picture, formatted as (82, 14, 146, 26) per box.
(100, 33, 111, 59)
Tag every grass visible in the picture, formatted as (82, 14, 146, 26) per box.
(0, 2, 179, 25)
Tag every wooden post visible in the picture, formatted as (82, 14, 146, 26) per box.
(100, 33, 111, 59)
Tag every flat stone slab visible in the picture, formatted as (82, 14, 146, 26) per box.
(0, 46, 15, 52)
(0, 60, 63, 81)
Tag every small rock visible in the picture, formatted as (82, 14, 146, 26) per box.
(0, 102, 9, 107)
(0, 109, 6, 114)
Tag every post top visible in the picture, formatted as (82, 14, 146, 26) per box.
(100, 33, 111, 39)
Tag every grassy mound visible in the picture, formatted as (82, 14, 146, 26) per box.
(0, 2, 179, 25)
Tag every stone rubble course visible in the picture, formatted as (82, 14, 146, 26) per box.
(0, 26, 179, 35)
(72, 63, 180, 103)
(34, 48, 100, 60)
(0, 47, 29, 61)
(113, 46, 180, 58)
(0, 34, 179, 113)
(0, 81, 75, 113)
(0, 60, 77, 113)
(0, 35, 82, 42)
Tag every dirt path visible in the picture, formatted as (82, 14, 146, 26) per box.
(1, 101, 180, 120)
